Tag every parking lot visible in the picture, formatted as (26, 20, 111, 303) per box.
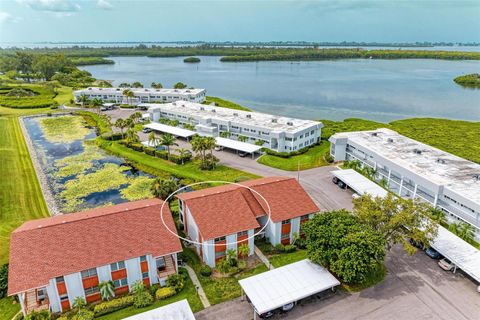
(195, 245, 480, 320)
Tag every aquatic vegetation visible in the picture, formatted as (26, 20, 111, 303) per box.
(60, 163, 130, 212)
(38, 116, 91, 143)
(120, 176, 155, 201)
(54, 143, 104, 178)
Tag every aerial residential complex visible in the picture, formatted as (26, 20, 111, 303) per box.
(329, 128, 480, 237)
(145, 101, 322, 152)
(73, 87, 207, 104)
(177, 177, 319, 267)
(8, 199, 182, 316)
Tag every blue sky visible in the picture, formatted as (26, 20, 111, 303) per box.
(0, 0, 479, 43)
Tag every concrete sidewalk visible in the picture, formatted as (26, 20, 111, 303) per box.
(185, 264, 211, 308)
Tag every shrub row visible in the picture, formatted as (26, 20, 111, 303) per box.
(263, 142, 319, 158)
(120, 141, 192, 164)
(155, 286, 176, 300)
(100, 132, 123, 141)
(93, 295, 135, 317)
(275, 243, 297, 253)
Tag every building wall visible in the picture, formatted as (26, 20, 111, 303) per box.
(97, 265, 111, 283)
(125, 257, 142, 290)
(202, 240, 215, 268)
(64, 272, 85, 308)
(74, 89, 206, 104)
(46, 279, 61, 313)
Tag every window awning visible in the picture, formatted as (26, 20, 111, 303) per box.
(239, 259, 340, 315)
(215, 137, 262, 154)
(144, 123, 196, 138)
(431, 225, 480, 283)
(331, 169, 388, 198)
(124, 299, 195, 320)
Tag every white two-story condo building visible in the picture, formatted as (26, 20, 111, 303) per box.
(329, 128, 480, 237)
(73, 87, 206, 105)
(145, 101, 322, 152)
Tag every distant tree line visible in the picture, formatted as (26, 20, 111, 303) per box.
(454, 73, 480, 89)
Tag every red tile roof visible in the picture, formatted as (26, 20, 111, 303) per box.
(8, 199, 182, 296)
(177, 177, 319, 240)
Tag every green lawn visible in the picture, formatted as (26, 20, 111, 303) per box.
(99, 141, 260, 182)
(96, 268, 203, 320)
(320, 118, 387, 140)
(0, 297, 20, 320)
(257, 142, 330, 171)
(182, 247, 267, 305)
(269, 249, 308, 268)
(204, 96, 251, 111)
(54, 85, 74, 106)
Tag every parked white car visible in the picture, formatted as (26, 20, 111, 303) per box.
(438, 258, 454, 271)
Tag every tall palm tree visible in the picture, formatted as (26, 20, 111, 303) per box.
(125, 128, 139, 144)
(148, 131, 156, 147)
(115, 118, 127, 139)
(177, 148, 191, 164)
(458, 222, 476, 244)
(159, 134, 178, 159)
(237, 135, 248, 142)
(238, 243, 250, 261)
(78, 93, 89, 108)
(219, 131, 230, 138)
(90, 98, 103, 114)
(204, 136, 216, 157)
(99, 281, 114, 301)
(429, 208, 447, 226)
(122, 89, 134, 105)
(449, 222, 461, 236)
(131, 112, 143, 124)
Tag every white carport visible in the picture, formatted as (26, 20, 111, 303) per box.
(239, 259, 340, 318)
(124, 299, 195, 320)
(144, 123, 196, 139)
(331, 169, 388, 198)
(430, 225, 480, 283)
(215, 137, 262, 159)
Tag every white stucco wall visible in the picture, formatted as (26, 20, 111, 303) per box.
(97, 265, 112, 283)
(290, 217, 300, 241)
(248, 229, 255, 256)
(64, 272, 85, 307)
(125, 257, 142, 290)
(226, 234, 237, 252)
(202, 239, 215, 268)
(46, 279, 61, 313)
(147, 254, 159, 285)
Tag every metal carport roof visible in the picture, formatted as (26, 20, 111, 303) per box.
(239, 259, 340, 315)
(144, 123, 196, 138)
(124, 299, 195, 320)
(331, 169, 388, 198)
(431, 225, 480, 283)
(215, 137, 262, 154)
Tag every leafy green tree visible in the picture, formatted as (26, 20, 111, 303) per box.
(25, 310, 51, 320)
(119, 82, 131, 88)
(114, 118, 127, 139)
(166, 273, 185, 293)
(226, 248, 238, 267)
(131, 281, 153, 308)
(151, 178, 179, 202)
(151, 82, 163, 89)
(450, 222, 476, 244)
(238, 243, 250, 260)
(254, 140, 264, 146)
(99, 281, 114, 301)
(32, 54, 70, 80)
(183, 123, 195, 131)
(0, 263, 8, 298)
(303, 210, 385, 284)
(352, 194, 438, 255)
(173, 82, 187, 89)
(177, 148, 192, 164)
(90, 98, 103, 114)
(132, 81, 143, 88)
(159, 133, 178, 159)
(219, 131, 230, 138)
(429, 208, 447, 226)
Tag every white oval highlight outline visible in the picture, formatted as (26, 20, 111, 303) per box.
(160, 180, 271, 247)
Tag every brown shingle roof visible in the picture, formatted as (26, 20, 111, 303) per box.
(8, 199, 181, 296)
(177, 177, 319, 240)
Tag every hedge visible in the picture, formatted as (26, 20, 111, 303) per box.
(93, 295, 135, 317)
(155, 286, 176, 300)
(263, 142, 319, 158)
(100, 132, 123, 141)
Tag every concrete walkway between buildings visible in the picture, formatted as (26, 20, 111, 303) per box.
(185, 264, 211, 308)
(254, 245, 274, 270)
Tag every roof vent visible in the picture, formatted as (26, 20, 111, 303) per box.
(413, 149, 422, 155)
(246, 114, 252, 119)
(200, 107, 205, 111)
(116, 88, 120, 91)
(371, 132, 378, 136)
(172, 102, 177, 106)
(211, 109, 216, 113)
(233, 113, 238, 117)
(287, 121, 293, 126)
(436, 158, 447, 164)
(473, 174, 480, 181)
(272, 119, 277, 123)
(387, 138, 394, 143)
(88, 88, 92, 90)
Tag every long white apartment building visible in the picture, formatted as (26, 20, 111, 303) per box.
(73, 87, 206, 104)
(145, 101, 322, 152)
(329, 128, 480, 236)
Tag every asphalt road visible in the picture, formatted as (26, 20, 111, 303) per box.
(195, 246, 480, 320)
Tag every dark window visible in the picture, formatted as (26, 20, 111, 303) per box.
(59, 294, 68, 301)
(140, 255, 147, 262)
(55, 276, 65, 283)
(156, 257, 166, 272)
(113, 278, 128, 288)
(282, 219, 290, 225)
(81, 268, 97, 279)
(110, 261, 126, 272)
(215, 236, 226, 243)
(84, 286, 99, 296)
(237, 230, 248, 237)
(142, 272, 149, 279)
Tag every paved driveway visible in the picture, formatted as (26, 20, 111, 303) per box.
(195, 246, 480, 320)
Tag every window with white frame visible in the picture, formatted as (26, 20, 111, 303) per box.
(113, 278, 128, 288)
(110, 261, 126, 272)
(237, 230, 248, 237)
(84, 286, 99, 296)
(81, 268, 97, 279)
(156, 257, 166, 272)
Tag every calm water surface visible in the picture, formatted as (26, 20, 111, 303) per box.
(81, 56, 480, 122)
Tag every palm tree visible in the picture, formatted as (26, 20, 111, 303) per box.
(78, 93, 89, 108)
(148, 131, 156, 147)
(458, 222, 476, 244)
(151, 82, 163, 89)
(449, 222, 461, 236)
(115, 119, 127, 139)
(125, 128, 139, 144)
(131, 280, 146, 294)
(99, 281, 114, 301)
(90, 98, 103, 114)
(238, 243, 250, 261)
(254, 140, 264, 146)
(219, 131, 231, 138)
(72, 296, 86, 309)
(429, 208, 447, 226)
(237, 135, 248, 142)
(130, 112, 143, 124)
(177, 148, 191, 164)
(159, 134, 178, 159)
(150, 178, 179, 202)
(122, 89, 135, 105)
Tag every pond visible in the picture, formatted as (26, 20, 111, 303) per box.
(24, 115, 155, 213)
(81, 56, 480, 122)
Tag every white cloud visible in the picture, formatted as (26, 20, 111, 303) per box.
(97, 0, 113, 10)
(16, 0, 80, 13)
(0, 11, 22, 24)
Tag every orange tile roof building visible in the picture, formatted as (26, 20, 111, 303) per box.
(8, 199, 182, 316)
(176, 177, 319, 267)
